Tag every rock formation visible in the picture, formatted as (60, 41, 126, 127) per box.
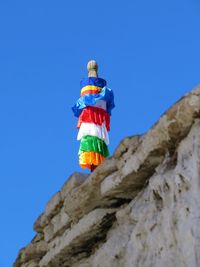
(14, 86, 200, 267)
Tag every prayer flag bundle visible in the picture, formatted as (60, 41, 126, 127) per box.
(72, 77, 115, 170)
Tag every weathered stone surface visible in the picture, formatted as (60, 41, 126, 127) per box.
(33, 214, 47, 234)
(21, 260, 39, 267)
(122, 120, 200, 267)
(102, 86, 200, 199)
(64, 86, 200, 222)
(71, 119, 200, 267)
(45, 192, 62, 219)
(14, 85, 200, 267)
(13, 240, 48, 267)
(64, 158, 118, 221)
(39, 208, 116, 267)
(34, 172, 87, 232)
(43, 207, 70, 242)
(60, 172, 88, 200)
(113, 135, 141, 159)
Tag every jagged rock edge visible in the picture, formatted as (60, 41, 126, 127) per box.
(13, 85, 200, 267)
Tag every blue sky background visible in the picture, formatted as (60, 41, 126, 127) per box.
(0, 0, 200, 266)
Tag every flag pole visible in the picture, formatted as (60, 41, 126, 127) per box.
(87, 60, 98, 172)
(87, 60, 98, 78)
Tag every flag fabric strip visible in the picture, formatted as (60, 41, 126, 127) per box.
(77, 106, 110, 131)
(77, 122, 109, 145)
(81, 89, 101, 96)
(80, 77, 107, 88)
(79, 151, 104, 169)
(93, 100, 107, 110)
(81, 85, 102, 96)
(78, 135, 109, 158)
(72, 86, 115, 117)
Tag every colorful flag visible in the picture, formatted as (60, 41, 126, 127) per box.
(72, 77, 115, 171)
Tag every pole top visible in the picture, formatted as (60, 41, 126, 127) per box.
(87, 60, 98, 77)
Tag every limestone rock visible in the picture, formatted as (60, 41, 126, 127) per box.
(43, 207, 70, 242)
(13, 240, 47, 267)
(113, 135, 141, 159)
(64, 157, 118, 222)
(34, 172, 88, 233)
(39, 208, 116, 267)
(14, 85, 200, 267)
(71, 119, 200, 267)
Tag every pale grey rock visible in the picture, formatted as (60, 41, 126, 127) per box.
(122, 120, 200, 267)
(43, 207, 70, 242)
(101, 86, 200, 200)
(71, 120, 200, 267)
(45, 192, 62, 220)
(39, 208, 116, 267)
(51, 207, 70, 236)
(43, 223, 53, 243)
(114, 135, 141, 159)
(34, 172, 87, 232)
(14, 86, 200, 267)
(21, 260, 39, 267)
(13, 240, 48, 267)
(64, 158, 118, 221)
(60, 172, 88, 200)
(34, 191, 62, 232)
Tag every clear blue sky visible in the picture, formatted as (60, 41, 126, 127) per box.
(0, 0, 199, 266)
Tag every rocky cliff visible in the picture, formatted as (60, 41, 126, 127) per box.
(14, 86, 200, 267)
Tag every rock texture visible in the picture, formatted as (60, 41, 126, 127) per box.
(14, 86, 200, 267)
